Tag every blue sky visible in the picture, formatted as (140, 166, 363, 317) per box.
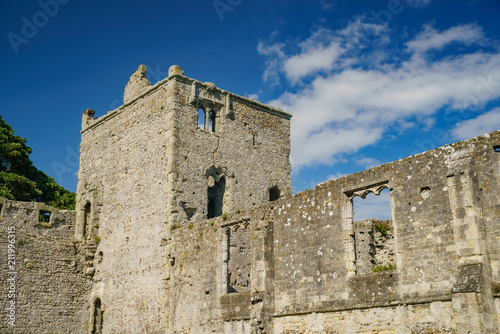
(1, 0, 500, 216)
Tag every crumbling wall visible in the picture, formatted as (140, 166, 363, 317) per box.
(78, 73, 174, 333)
(0, 198, 91, 334)
(77, 65, 292, 333)
(169, 210, 274, 334)
(228, 227, 252, 293)
(354, 219, 394, 275)
(168, 130, 500, 333)
(166, 75, 292, 226)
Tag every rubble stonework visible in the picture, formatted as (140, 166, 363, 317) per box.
(0, 198, 92, 333)
(1, 65, 499, 333)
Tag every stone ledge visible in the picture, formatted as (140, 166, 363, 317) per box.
(273, 294, 453, 318)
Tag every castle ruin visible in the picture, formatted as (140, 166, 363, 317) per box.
(1, 65, 500, 333)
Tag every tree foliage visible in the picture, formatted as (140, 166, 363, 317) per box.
(0, 116, 75, 209)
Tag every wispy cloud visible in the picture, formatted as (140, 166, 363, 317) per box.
(406, 23, 485, 54)
(355, 157, 382, 169)
(258, 21, 500, 168)
(452, 107, 500, 140)
(320, 0, 334, 10)
(257, 41, 285, 86)
(283, 41, 343, 83)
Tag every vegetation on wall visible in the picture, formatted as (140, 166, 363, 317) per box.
(0, 116, 75, 209)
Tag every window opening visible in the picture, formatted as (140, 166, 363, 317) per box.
(351, 188, 395, 274)
(198, 108, 205, 130)
(269, 186, 280, 201)
(207, 176, 226, 219)
(38, 210, 51, 223)
(208, 109, 216, 132)
(494, 145, 500, 153)
(352, 188, 391, 222)
(84, 202, 91, 238)
(92, 298, 103, 334)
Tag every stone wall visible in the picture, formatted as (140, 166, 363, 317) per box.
(164, 73, 292, 226)
(5, 63, 497, 333)
(77, 65, 292, 333)
(168, 129, 500, 333)
(0, 198, 92, 334)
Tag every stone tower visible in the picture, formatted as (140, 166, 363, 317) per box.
(75, 65, 292, 333)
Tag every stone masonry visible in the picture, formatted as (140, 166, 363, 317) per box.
(0, 198, 92, 333)
(0, 64, 499, 333)
(76, 65, 292, 333)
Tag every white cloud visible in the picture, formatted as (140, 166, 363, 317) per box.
(257, 41, 286, 85)
(283, 42, 343, 83)
(452, 107, 500, 140)
(246, 93, 260, 101)
(258, 20, 391, 85)
(407, 24, 485, 54)
(259, 22, 500, 168)
(355, 157, 382, 169)
(325, 172, 347, 181)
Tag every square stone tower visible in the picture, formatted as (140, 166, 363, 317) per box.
(75, 65, 291, 333)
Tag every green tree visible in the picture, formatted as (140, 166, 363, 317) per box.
(0, 116, 75, 209)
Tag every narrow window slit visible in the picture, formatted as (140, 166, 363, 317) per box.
(84, 202, 91, 238)
(208, 109, 216, 132)
(198, 108, 206, 130)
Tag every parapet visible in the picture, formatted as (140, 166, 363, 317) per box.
(80, 64, 291, 134)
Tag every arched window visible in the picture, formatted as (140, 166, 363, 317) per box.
(208, 109, 216, 132)
(197, 108, 205, 130)
(269, 186, 280, 202)
(208, 176, 226, 218)
(91, 298, 103, 334)
(197, 105, 219, 133)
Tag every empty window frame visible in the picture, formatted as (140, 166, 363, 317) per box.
(352, 188, 392, 222)
(38, 210, 51, 223)
(345, 182, 396, 274)
(269, 186, 280, 201)
(207, 176, 226, 219)
(197, 108, 205, 130)
(197, 105, 219, 133)
(91, 298, 103, 334)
